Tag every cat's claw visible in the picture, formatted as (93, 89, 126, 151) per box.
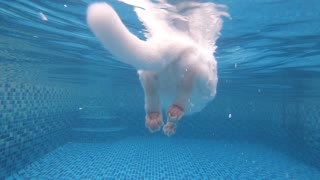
(145, 111, 163, 132)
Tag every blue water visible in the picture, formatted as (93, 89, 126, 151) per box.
(1, 0, 320, 179)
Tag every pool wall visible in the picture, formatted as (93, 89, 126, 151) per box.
(1, 82, 320, 178)
(0, 82, 80, 179)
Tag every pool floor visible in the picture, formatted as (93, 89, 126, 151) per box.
(7, 137, 320, 179)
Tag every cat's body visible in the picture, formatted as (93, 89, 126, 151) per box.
(138, 46, 217, 135)
(87, 1, 227, 136)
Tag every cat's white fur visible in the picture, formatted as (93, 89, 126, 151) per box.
(87, 1, 226, 136)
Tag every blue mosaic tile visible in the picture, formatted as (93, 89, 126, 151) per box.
(1, 82, 320, 179)
(6, 137, 320, 179)
(0, 82, 81, 179)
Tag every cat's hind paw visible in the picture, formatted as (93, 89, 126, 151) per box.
(145, 111, 163, 132)
(167, 104, 184, 123)
(163, 122, 177, 137)
(163, 104, 184, 136)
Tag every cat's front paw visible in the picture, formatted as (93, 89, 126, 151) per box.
(145, 111, 163, 132)
(163, 122, 177, 137)
(167, 104, 184, 123)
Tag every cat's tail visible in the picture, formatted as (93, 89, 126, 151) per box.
(87, 3, 163, 70)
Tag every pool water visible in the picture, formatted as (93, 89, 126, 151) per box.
(1, 0, 320, 179)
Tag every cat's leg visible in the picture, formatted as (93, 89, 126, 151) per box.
(163, 67, 196, 136)
(139, 71, 163, 132)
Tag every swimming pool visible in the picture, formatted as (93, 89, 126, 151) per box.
(1, 0, 320, 179)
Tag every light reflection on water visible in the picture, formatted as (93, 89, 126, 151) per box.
(0, 0, 319, 95)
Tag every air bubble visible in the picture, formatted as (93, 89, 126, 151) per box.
(39, 12, 48, 21)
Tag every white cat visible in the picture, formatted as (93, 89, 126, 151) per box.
(87, 0, 228, 136)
